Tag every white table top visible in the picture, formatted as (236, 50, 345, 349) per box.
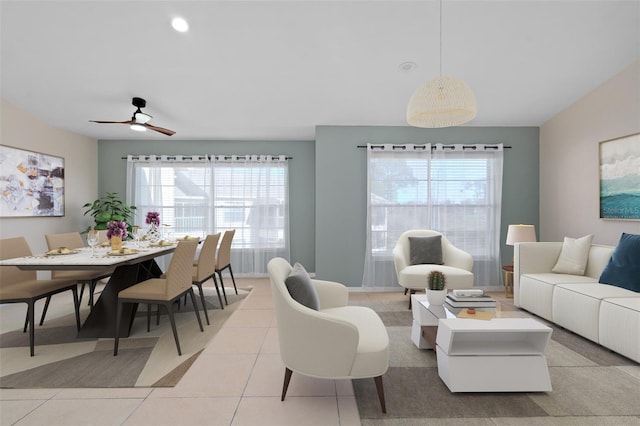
(0, 244, 176, 271)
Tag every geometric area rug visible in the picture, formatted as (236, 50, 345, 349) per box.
(0, 285, 247, 389)
(352, 294, 640, 424)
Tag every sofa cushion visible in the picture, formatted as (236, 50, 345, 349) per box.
(285, 262, 320, 310)
(399, 264, 473, 290)
(409, 235, 444, 265)
(599, 233, 640, 292)
(552, 234, 593, 275)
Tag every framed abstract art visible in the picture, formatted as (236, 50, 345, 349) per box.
(0, 145, 65, 217)
(599, 133, 640, 220)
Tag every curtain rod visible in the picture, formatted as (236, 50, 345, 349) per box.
(121, 155, 292, 160)
(357, 144, 511, 150)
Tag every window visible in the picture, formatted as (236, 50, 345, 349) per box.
(126, 154, 289, 275)
(363, 144, 504, 288)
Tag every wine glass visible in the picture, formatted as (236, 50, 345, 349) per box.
(87, 230, 99, 257)
(133, 226, 145, 248)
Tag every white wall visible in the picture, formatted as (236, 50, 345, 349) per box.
(539, 60, 640, 245)
(0, 99, 98, 254)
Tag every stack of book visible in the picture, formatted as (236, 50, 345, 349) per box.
(445, 290, 496, 308)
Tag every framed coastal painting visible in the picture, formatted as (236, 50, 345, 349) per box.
(599, 133, 640, 220)
(0, 145, 65, 217)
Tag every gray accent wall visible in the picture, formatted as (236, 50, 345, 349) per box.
(315, 126, 539, 286)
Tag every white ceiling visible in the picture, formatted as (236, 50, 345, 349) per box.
(1, 1, 639, 141)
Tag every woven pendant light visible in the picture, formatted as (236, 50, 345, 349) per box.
(406, 0, 477, 128)
(407, 75, 477, 128)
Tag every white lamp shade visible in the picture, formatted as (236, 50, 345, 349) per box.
(407, 75, 477, 128)
(506, 224, 536, 245)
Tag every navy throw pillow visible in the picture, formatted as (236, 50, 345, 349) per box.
(598, 233, 640, 292)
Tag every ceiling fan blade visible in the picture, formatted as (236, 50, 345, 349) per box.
(144, 123, 176, 136)
(89, 120, 133, 124)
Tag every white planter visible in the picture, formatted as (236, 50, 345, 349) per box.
(427, 289, 447, 306)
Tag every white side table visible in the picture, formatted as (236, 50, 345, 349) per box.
(436, 318, 553, 392)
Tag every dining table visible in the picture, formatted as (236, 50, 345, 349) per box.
(0, 243, 177, 338)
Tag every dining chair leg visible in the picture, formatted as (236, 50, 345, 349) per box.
(113, 300, 123, 356)
(165, 302, 182, 356)
(39, 295, 52, 326)
(374, 375, 387, 413)
(27, 300, 35, 357)
(212, 274, 224, 310)
(78, 282, 87, 306)
(188, 289, 204, 332)
(23, 311, 29, 333)
(72, 287, 81, 331)
(217, 271, 229, 305)
(228, 265, 238, 295)
(281, 367, 293, 401)
(147, 303, 152, 332)
(196, 283, 210, 325)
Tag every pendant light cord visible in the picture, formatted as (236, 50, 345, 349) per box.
(439, 0, 443, 78)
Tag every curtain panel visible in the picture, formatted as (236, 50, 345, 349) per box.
(126, 154, 290, 275)
(362, 144, 503, 289)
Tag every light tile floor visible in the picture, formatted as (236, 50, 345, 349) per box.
(0, 278, 363, 426)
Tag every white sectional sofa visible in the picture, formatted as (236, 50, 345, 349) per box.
(514, 241, 640, 363)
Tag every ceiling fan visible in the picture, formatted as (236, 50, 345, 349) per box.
(90, 97, 175, 136)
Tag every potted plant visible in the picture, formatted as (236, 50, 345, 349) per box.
(83, 192, 136, 237)
(426, 270, 447, 305)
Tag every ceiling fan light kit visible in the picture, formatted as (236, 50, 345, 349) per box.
(407, 0, 477, 128)
(90, 97, 175, 136)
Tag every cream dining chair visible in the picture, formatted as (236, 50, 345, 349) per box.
(114, 240, 203, 356)
(45, 232, 114, 313)
(191, 233, 224, 325)
(0, 237, 81, 356)
(215, 229, 237, 304)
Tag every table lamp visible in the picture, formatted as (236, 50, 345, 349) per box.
(506, 224, 537, 246)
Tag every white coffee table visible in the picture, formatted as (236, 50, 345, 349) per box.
(436, 317, 553, 392)
(410, 293, 495, 349)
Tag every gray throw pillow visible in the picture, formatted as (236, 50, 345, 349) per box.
(285, 262, 320, 310)
(409, 235, 444, 265)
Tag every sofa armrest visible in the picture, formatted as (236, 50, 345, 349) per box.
(312, 279, 349, 309)
(513, 242, 562, 306)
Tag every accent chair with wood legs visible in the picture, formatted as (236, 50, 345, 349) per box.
(267, 257, 390, 413)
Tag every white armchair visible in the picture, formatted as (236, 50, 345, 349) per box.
(267, 257, 389, 413)
(393, 230, 474, 300)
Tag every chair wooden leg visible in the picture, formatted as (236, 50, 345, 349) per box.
(217, 271, 228, 305)
(113, 300, 123, 356)
(196, 283, 210, 325)
(23, 310, 29, 333)
(374, 375, 387, 414)
(189, 289, 204, 332)
(78, 282, 87, 306)
(166, 302, 182, 356)
(408, 289, 416, 310)
(228, 265, 238, 295)
(212, 275, 224, 310)
(281, 368, 293, 401)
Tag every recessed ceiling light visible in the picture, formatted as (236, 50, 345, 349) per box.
(171, 17, 189, 33)
(398, 61, 417, 73)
